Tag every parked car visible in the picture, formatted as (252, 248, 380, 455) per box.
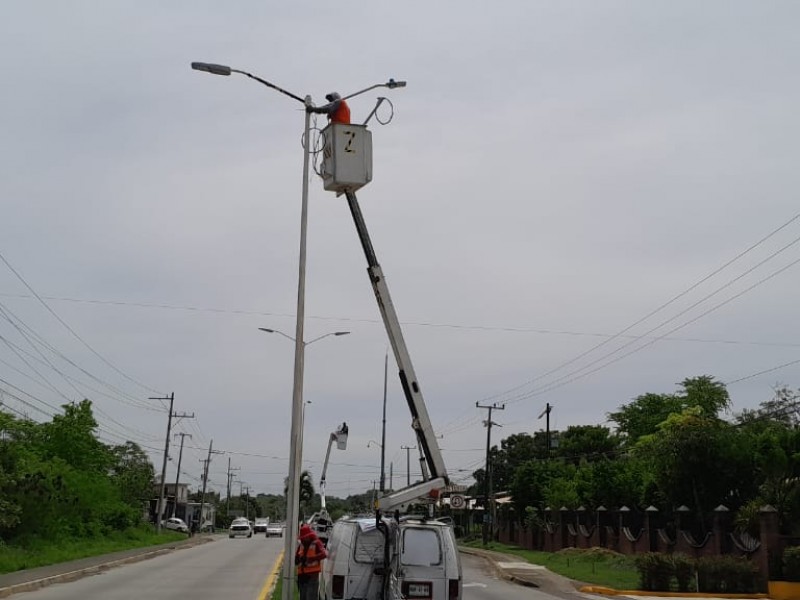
(162, 517, 189, 533)
(320, 516, 461, 600)
(199, 520, 215, 533)
(229, 518, 253, 539)
(254, 518, 270, 534)
(265, 521, 284, 538)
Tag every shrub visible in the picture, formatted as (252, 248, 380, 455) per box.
(696, 556, 758, 594)
(635, 553, 674, 591)
(783, 546, 800, 582)
(671, 553, 693, 592)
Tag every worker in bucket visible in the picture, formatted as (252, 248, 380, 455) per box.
(307, 92, 351, 124)
(295, 523, 328, 600)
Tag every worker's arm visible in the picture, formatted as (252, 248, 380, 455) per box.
(306, 99, 341, 115)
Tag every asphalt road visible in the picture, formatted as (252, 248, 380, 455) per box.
(17, 537, 584, 600)
(19, 534, 284, 600)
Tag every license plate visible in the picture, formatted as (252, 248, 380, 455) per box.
(407, 583, 431, 597)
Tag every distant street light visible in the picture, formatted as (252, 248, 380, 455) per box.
(258, 327, 350, 347)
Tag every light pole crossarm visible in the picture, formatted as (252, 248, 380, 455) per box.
(258, 327, 296, 344)
(190, 62, 306, 105)
(305, 331, 350, 346)
(231, 69, 307, 105)
(343, 79, 407, 101)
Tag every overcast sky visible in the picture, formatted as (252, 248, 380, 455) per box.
(2, 1, 799, 499)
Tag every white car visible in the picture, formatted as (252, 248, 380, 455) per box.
(229, 518, 253, 539)
(162, 517, 189, 533)
(265, 522, 285, 538)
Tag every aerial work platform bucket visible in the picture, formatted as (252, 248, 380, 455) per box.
(321, 123, 373, 194)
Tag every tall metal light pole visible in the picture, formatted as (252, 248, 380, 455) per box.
(193, 63, 402, 600)
(192, 62, 313, 600)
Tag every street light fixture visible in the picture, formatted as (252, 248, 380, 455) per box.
(192, 61, 403, 600)
(258, 327, 351, 347)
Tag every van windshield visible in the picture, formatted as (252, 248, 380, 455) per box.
(401, 528, 441, 566)
(354, 529, 384, 563)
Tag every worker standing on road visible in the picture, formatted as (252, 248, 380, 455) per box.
(307, 92, 351, 124)
(295, 523, 328, 600)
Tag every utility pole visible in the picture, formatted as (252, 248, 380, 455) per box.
(538, 403, 552, 458)
(476, 401, 505, 546)
(152, 393, 193, 533)
(380, 350, 388, 493)
(171, 432, 192, 518)
(198, 440, 221, 532)
(389, 461, 393, 492)
(226, 458, 240, 517)
(401, 445, 416, 487)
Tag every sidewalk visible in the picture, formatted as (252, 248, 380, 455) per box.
(459, 546, 581, 594)
(0, 534, 216, 598)
(459, 546, 766, 600)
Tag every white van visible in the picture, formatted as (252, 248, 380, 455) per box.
(320, 516, 461, 600)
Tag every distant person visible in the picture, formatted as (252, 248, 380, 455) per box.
(307, 92, 351, 124)
(295, 523, 328, 600)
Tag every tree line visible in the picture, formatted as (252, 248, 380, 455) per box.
(0, 400, 155, 542)
(470, 376, 800, 535)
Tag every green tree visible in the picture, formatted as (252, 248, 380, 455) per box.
(608, 393, 683, 444)
(557, 425, 619, 463)
(109, 441, 155, 507)
(41, 400, 110, 473)
(608, 376, 730, 444)
(635, 407, 747, 530)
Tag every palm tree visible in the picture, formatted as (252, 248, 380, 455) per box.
(285, 470, 316, 521)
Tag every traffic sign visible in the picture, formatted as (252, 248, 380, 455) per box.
(449, 494, 466, 510)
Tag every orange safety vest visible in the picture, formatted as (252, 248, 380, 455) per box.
(296, 538, 327, 576)
(331, 100, 351, 124)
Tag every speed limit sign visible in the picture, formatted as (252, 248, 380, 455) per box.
(449, 494, 466, 510)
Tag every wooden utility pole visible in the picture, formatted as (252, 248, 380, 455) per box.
(476, 401, 504, 546)
(538, 403, 553, 458)
(198, 440, 221, 531)
(171, 432, 192, 518)
(152, 393, 193, 532)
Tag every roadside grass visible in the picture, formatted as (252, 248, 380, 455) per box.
(462, 540, 639, 590)
(0, 527, 187, 574)
(271, 575, 300, 600)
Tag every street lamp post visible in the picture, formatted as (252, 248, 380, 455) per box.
(192, 62, 401, 600)
(258, 328, 351, 348)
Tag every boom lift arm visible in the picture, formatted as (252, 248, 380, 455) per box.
(319, 422, 348, 510)
(344, 191, 448, 512)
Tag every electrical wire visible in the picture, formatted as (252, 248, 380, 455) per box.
(472, 213, 800, 402)
(0, 302, 164, 412)
(0, 251, 163, 395)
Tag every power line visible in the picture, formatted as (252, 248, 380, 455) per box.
(0, 302, 163, 412)
(501, 252, 800, 408)
(726, 358, 800, 386)
(1, 292, 797, 349)
(477, 225, 800, 408)
(0, 251, 162, 395)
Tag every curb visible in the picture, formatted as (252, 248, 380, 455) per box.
(579, 585, 768, 598)
(0, 535, 213, 598)
(259, 550, 284, 600)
